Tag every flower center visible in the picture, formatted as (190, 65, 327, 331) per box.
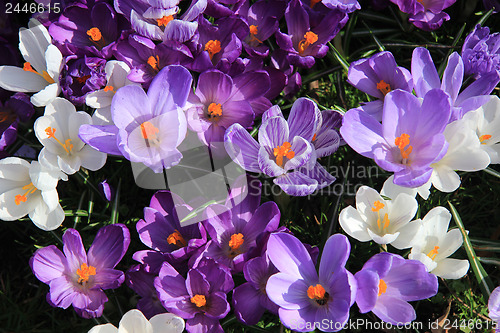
(23, 62, 55, 84)
(103, 85, 114, 92)
(378, 279, 387, 296)
(229, 233, 244, 251)
(157, 15, 173, 27)
(140, 121, 160, 146)
(307, 284, 329, 305)
(376, 80, 391, 96)
(0, 110, 16, 123)
(205, 40, 221, 60)
(273, 142, 295, 167)
(249, 25, 262, 44)
(191, 294, 206, 307)
(45, 127, 74, 154)
(395, 133, 413, 162)
(426, 246, 439, 260)
(479, 134, 492, 145)
(86, 27, 106, 48)
(371, 201, 389, 230)
(76, 75, 91, 84)
(167, 230, 187, 248)
(207, 103, 222, 119)
(14, 182, 38, 205)
(76, 262, 96, 284)
(147, 55, 160, 71)
(312, 133, 317, 141)
(298, 31, 318, 55)
(310, 0, 321, 7)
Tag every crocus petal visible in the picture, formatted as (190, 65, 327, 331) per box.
(258, 116, 289, 149)
(48, 275, 77, 309)
(233, 283, 266, 325)
(0, 66, 48, 92)
(31, 83, 60, 107)
(88, 224, 130, 270)
(147, 65, 192, 112)
(373, 296, 416, 324)
(441, 52, 463, 102)
(93, 268, 125, 289)
(30, 245, 66, 283)
(266, 272, 311, 310)
(340, 108, 385, 159)
(273, 171, 318, 196)
(288, 98, 320, 141)
(88, 324, 118, 333)
(62, 228, 87, 273)
(319, 234, 350, 287)
(339, 206, 372, 242)
(354, 269, 379, 313)
(78, 124, 121, 155)
(149, 312, 185, 333)
(224, 123, 260, 172)
(431, 258, 469, 279)
(411, 47, 440, 97)
(117, 309, 152, 333)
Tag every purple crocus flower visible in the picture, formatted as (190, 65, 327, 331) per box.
(154, 258, 234, 333)
(98, 180, 115, 201)
(412, 47, 500, 121)
(266, 233, 356, 332)
(49, 1, 130, 58)
(126, 264, 167, 319)
(79, 65, 192, 173)
(313, 0, 360, 13)
(0, 93, 35, 151)
(136, 190, 207, 265)
(275, 0, 347, 68)
(489, 286, 500, 328)
(225, 98, 336, 196)
(186, 69, 270, 146)
(163, 0, 208, 43)
(389, 0, 456, 31)
(30, 224, 130, 318)
(340, 89, 450, 187)
(233, 254, 279, 325)
(462, 25, 500, 79)
(355, 252, 438, 324)
(347, 51, 413, 121)
(199, 178, 280, 272)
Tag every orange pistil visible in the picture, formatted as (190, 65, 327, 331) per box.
(376, 80, 391, 96)
(312, 133, 317, 142)
(395, 133, 413, 161)
(307, 284, 328, 305)
(298, 31, 318, 55)
(167, 230, 188, 248)
(147, 55, 160, 71)
(87, 27, 102, 42)
(205, 40, 221, 60)
(140, 121, 160, 142)
(229, 233, 244, 251)
(480, 134, 492, 144)
(273, 142, 295, 167)
(157, 15, 174, 27)
(76, 262, 97, 284)
(15, 182, 37, 205)
(190, 294, 206, 307)
(249, 25, 263, 44)
(22, 62, 55, 84)
(378, 279, 387, 296)
(207, 103, 222, 119)
(103, 85, 114, 92)
(310, 0, 321, 7)
(427, 246, 439, 260)
(45, 127, 74, 154)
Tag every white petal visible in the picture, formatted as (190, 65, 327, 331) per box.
(339, 206, 371, 242)
(31, 82, 60, 107)
(118, 309, 152, 333)
(34, 118, 68, 156)
(30, 202, 65, 231)
(45, 44, 63, 80)
(29, 160, 60, 191)
(69, 111, 92, 151)
(409, 251, 438, 272)
(57, 154, 82, 175)
(0, 157, 31, 181)
(91, 106, 113, 126)
(150, 313, 185, 333)
(355, 186, 385, 222)
(386, 193, 418, 231)
(0, 187, 41, 220)
(86, 90, 114, 109)
(431, 258, 469, 279)
(430, 165, 461, 193)
(105, 60, 130, 86)
(88, 323, 118, 333)
(79, 145, 107, 171)
(381, 175, 417, 200)
(19, 23, 51, 73)
(45, 97, 75, 117)
(0, 66, 47, 92)
(435, 228, 464, 261)
(421, 206, 452, 242)
(41, 188, 59, 212)
(367, 228, 400, 245)
(390, 220, 423, 250)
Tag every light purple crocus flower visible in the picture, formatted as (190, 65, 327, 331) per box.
(489, 286, 500, 331)
(347, 51, 413, 121)
(266, 233, 356, 332)
(389, 0, 456, 31)
(462, 25, 500, 79)
(412, 47, 500, 121)
(30, 224, 130, 318)
(313, 0, 360, 13)
(154, 258, 234, 333)
(79, 65, 192, 173)
(354, 252, 438, 324)
(0, 93, 34, 151)
(341, 89, 450, 187)
(225, 98, 336, 196)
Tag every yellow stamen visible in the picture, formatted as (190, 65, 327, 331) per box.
(273, 142, 295, 167)
(45, 127, 73, 154)
(395, 133, 413, 161)
(298, 31, 318, 55)
(103, 85, 114, 92)
(427, 246, 439, 260)
(376, 80, 391, 96)
(15, 182, 38, 205)
(167, 230, 188, 248)
(22, 62, 55, 84)
(378, 279, 387, 296)
(229, 233, 244, 251)
(157, 15, 173, 27)
(76, 262, 96, 284)
(87, 27, 102, 42)
(190, 294, 206, 307)
(249, 25, 263, 43)
(205, 40, 222, 60)
(147, 55, 160, 71)
(480, 134, 492, 144)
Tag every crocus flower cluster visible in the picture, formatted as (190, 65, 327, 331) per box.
(389, 0, 456, 31)
(462, 24, 500, 79)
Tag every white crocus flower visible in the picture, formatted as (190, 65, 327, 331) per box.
(409, 206, 470, 279)
(88, 309, 185, 333)
(429, 115, 490, 193)
(34, 98, 107, 175)
(0, 157, 66, 230)
(339, 184, 420, 248)
(381, 174, 431, 200)
(86, 61, 138, 125)
(0, 19, 62, 107)
(462, 95, 500, 164)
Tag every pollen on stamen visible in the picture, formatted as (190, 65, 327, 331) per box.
(376, 80, 391, 96)
(140, 121, 160, 141)
(307, 284, 326, 300)
(147, 55, 160, 71)
(76, 262, 96, 284)
(378, 279, 387, 296)
(157, 15, 173, 27)
(427, 246, 439, 260)
(249, 25, 258, 35)
(45, 127, 56, 139)
(205, 40, 222, 60)
(207, 103, 223, 118)
(167, 230, 188, 248)
(103, 85, 114, 92)
(310, 0, 321, 7)
(87, 27, 102, 42)
(15, 194, 27, 205)
(298, 31, 318, 55)
(229, 233, 244, 251)
(371, 200, 385, 212)
(479, 134, 492, 144)
(23, 62, 36, 73)
(190, 294, 206, 307)
(395, 133, 413, 160)
(273, 142, 295, 167)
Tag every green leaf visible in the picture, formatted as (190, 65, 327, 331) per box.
(483, 167, 500, 179)
(448, 202, 494, 298)
(328, 42, 350, 72)
(111, 178, 121, 224)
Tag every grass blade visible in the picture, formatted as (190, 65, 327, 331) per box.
(483, 166, 500, 179)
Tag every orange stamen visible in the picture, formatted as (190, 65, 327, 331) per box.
(273, 142, 295, 167)
(45, 127, 73, 154)
(229, 233, 244, 251)
(371, 200, 384, 212)
(312, 133, 317, 141)
(298, 31, 318, 55)
(15, 183, 37, 205)
(378, 279, 387, 296)
(205, 40, 222, 60)
(207, 103, 222, 118)
(190, 294, 206, 307)
(480, 134, 492, 144)
(310, 0, 321, 7)
(307, 284, 326, 300)
(76, 262, 96, 284)
(140, 121, 160, 141)
(376, 80, 391, 96)
(103, 85, 114, 92)
(427, 246, 439, 260)
(23, 62, 55, 84)
(395, 133, 413, 160)
(167, 230, 188, 248)
(147, 55, 160, 71)
(86, 27, 102, 42)
(0, 111, 15, 123)
(249, 25, 263, 43)
(76, 75, 91, 84)
(157, 15, 173, 27)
